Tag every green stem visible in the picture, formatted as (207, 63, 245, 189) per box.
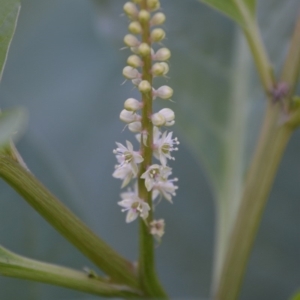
(213, 7, 300, 300)
(0, 246, 141, 298)
(213, 103, 292, 300)
(281, 13, 300, 94)
(137, 1, 167, 297)
(235, 0, 275, 93)
(0, 155, 139, 288)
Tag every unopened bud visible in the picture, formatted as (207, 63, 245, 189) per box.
(122, 66, 140, 80)
(138, 80, 152, 93)
(159, 108, 175, 126)
(151, 112, 165, 126)
(160, 62, 169, 75)
(138, 10, 150, 23)
(151, 62, 166, 76)
(120, 109, 140, 123)
(153, 48, 171, 61)
(128, 121, 142, 132)
(123, 2, 138, 20)
(128, 21, 142, 34)
(124, 98, 142, 111)
(124, 34, 140, 47)
(138, 43, 151, 56)
(151, 28, 166, 42)
(147, 0, 160, 11)
(150, 12, 166, 26)
(127, 55, 143, 68)
(155, 85, 173, 99)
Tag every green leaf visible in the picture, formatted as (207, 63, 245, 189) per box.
(0, 108, 27, 147)
(291, 292, 300, 300)
(200, 0, 256, 27)
(0, 0, 20, 80)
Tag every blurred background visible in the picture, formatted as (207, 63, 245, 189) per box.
(0, 0, 299, 299)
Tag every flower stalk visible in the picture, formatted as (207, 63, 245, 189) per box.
(113, 0, 178, 296)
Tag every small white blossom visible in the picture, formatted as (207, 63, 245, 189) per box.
(150, 219, 165, 238)
(152, 178, 178, 203)
(118, 189, 150, 223)
(140, 164, 172, 191)
(112, 163, 134, 188)
(153, 127, 179, 166)
(141, 164, 178, 203)
(113, 141, 143, 176)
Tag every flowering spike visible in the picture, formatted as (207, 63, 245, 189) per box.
(114, 1, 178, 232)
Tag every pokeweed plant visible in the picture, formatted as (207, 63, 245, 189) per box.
(0, 0, 299, 299)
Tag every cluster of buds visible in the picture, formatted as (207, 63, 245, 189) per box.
(113, 0, 179, 240)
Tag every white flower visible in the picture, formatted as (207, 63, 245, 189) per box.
(112, 163, 134, 188)
(149, 219, 165, 238)
(140, 164, 172, 191)
(118, 189, 150, 223)
(141, 164, 178, 203)
(152, 178, 178, 203)
(113, 141, 143, 176)
(153, 127, 179, 166)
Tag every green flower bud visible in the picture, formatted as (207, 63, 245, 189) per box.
(138, 43, 151, 56)
(123, 2, 138, 20)
(150, 28, 166, 43)
(124, 34, 140, 47)
(128, 21, 142, 34)
(150, 12, 166, 26)
(151, 62, 165, 76)
(138, 80, 152, 93)
(153, 47, 171, 61)
(127, 55, 143, 68)
(147, 0, 160, 11)
(138, 10, 150, 23)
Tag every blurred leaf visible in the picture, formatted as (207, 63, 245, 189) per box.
(0, 0, 20, 80)
(0, 108, 27, 147)
(291, 292, 300, 300)
(200, 0, 256, 27)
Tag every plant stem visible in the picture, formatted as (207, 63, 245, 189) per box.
(0, 246, 141, 298)
(137, 1, 167, 297)
(213, 103, 292, 300)
(0, 154, 139, 288)
(213, 8, 300, 300)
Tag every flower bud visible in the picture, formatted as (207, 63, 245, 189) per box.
(120, 109, 140, 123)
(153, 48, 171, 61)
(151, 108, 175, 126)
(122, 66, 140, 79)
(150, 28, 166, 43)
(151, 112, 165, 126)
(150, 12, 166, 26)
(128, 121, 142, 132)
(127, 55, 143, 68)
(128, 21, 142, 34)
(154, 85, 173, 99)
(124, 34, 140, 47)
(138, 10, 150, 23)
(138, 80, 152, 93)
(147, 0, 160, 11)
(123, 2, 138, 20)
(124, 98, 142, 111)
(160, 62, 169, 75)
(151, 62, 166, 76)
(138, 43, 151, 56)
(159, 108, 175, 126)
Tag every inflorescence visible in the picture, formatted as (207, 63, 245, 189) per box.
(113, 0, 179, 241)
